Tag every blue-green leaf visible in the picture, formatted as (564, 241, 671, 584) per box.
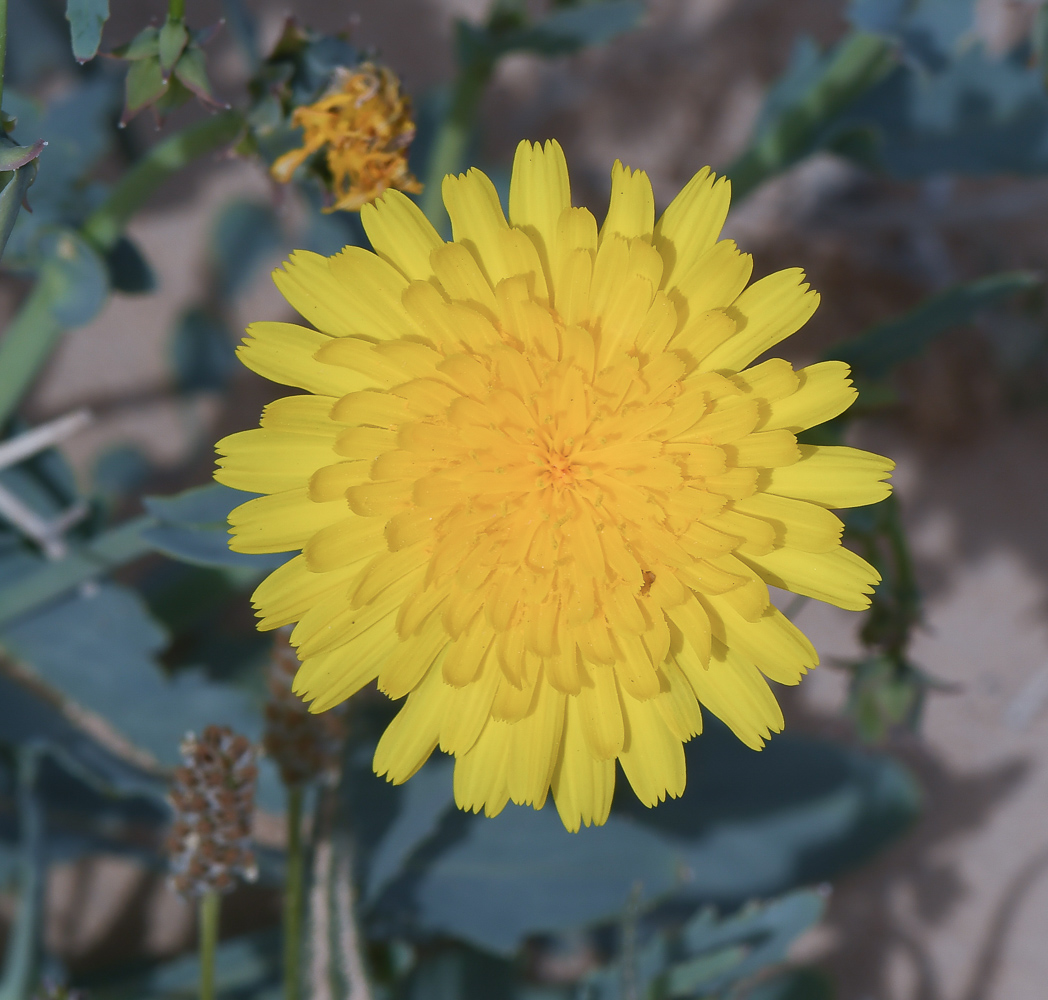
(39, 229, 109, 327)
(170, 309, 237, 391)
(142, 483, 290, 571)
(0, 582, 264, 769)
(65, 0, 110, 63)
(830, 271, 1040, 379)
(104, 235, 156, 294)
(519, 0, 645, 53)
(358, 721, 919, 954)
(144, 482, 252, 526)
(210, 200, 282, 297)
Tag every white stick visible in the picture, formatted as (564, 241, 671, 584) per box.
(0, 410, 92, 471)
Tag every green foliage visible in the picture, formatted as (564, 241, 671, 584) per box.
(347, 721, 917, 955)
(727, 31, 897, 200)
(581, 888, 826, 999)
(832, 271, 1040, 380)
(64, 0, 109, 64)
(7, 0, 1048, 995)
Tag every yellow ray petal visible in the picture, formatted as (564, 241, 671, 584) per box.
(550, 698, 615, 831)
(618, 692, 686, 807)
(764, 444, 894, 508)
(676, 640, 783, 749)
(653, 167, 731, 290)
(374, 664, 449, 784)
(731, 493, 844, 553)
(701, 596, 817, 686)
(237, 322, 365, 396)
(442, 167, 510, 285)
(577, 661, 625, 759)
(360, 188, 443, 282)
(763, 360, 858, 432)
(507, 673, 566, 807)
(509, 138, 571, 277)
(740, 544, 881, 611)
(215, 428, 338, 494)
(229, 489, 348, 553)
(702, 268, 820, 372)
(454, 719, 511, 817)
(600, 160, 655, 243)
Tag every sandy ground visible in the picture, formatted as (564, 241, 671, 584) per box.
(11, 0, 1048, 997)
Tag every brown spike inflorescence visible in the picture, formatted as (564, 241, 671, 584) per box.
(166, 725, 259, 897)
(264, 630, 346, 787)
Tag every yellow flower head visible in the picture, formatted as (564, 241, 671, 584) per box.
(270, 63, 423, 212)
(218, 141, 893, 831)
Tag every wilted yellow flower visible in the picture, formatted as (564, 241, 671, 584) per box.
(270, 63, 422, 212)
(217, 141, 893, 831)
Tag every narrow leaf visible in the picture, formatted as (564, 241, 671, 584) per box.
(122, 56, 168, 125)
(158, 17, 189, 75)
(830, 271, 1041, 379)
(65, 0, 110, 63)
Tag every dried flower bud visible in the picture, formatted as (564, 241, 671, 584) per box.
(264, 630, 346, 786)
(269, 62, 422, 211)
(166, 725, 259, 898)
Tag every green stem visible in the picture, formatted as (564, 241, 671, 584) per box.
(83, 110, 243, 252)
(284, 785, 304, 1000)
(0, 110, 244, 429)
(168, 0, 186, 22)
(0, 0, 8, 117)
(0, 747, 42, 1000)
(419, 61, 491, 231)
(0, 514, 157, 625)
(0, 270, 66, 428)
(199, 889, 221, 1000)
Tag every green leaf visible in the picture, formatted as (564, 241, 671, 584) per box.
(582, 889, 827, 1000)
(170, 308, 237, 391)
(514, 0, 645, 54)
(210, 199, 282, 297)
(158, 17, 189, 75)
(113, 25, 159, 60)
(85, 929, 280, 1000)
(174, 45, 223, 106)
(829, 271, 1041, 380)
(122, 55, 168, 125)
(0, 581, 265, 771)
(144, 482, 253, 526)
(358, 721, 919, 954)
(141, 482, 289, 572)
(401, 945, 515, 1000)
(65, 0, 110, 63)
(103, 235, 155, 294)
(726, 30, 897, 200)
(33, 230, 110, 328)
(745, 967, 835, 1000)
(0, 162, 37, 264)
(0, 139, 45, 173)
(38, 230, 110, 328)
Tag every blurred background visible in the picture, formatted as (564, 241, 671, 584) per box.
(2, 1, 1048, 999)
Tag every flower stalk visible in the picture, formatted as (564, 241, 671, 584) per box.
(199, 888, 220, 1000)
(283, 785, 304, 1000)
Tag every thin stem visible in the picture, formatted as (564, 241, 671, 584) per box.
(283, 785, 304, 1000)
(83, 109, 243, 252)
(0, 110, 243, 430)
(168, 0, 186, 22)
(199, 889, 221, 1000)
(0, 271, 65, 429)
(0, 747, 43, 1000)
(0, 0, 8, 117)
(419, 61, 490, 231)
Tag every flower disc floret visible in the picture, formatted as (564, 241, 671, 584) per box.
(217, 140, 893, 831)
